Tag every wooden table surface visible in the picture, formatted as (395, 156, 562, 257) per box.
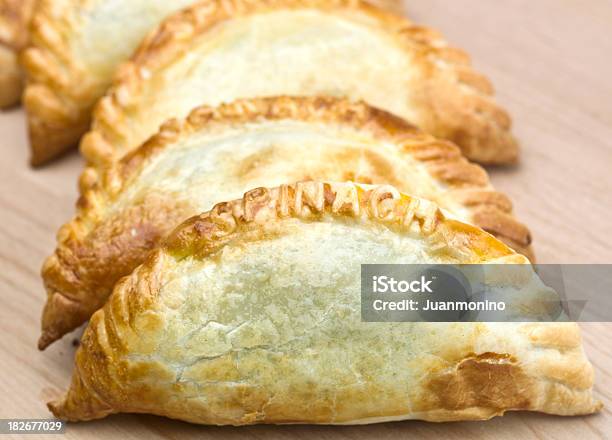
(0, 0, 611, 438)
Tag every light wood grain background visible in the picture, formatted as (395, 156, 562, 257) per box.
(0, 0, 610, 438)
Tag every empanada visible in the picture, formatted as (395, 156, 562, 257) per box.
(24, 0, 517, 166)
(39, 96, 532, 349)
(21, 0, 202, 165)
(0, 0, 35, 108)
(48, 181, 600, 424)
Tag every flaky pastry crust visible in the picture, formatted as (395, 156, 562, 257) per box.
(39, 96, 532, 349)
(23, 0, 517, 165)
(21, 0, 202, 165)
(0, 0, 35, 108)
(48, 181, 600, 424)
(82, 0, 517, 165)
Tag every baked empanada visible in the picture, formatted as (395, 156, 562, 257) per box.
(24, 0, 517, 166)
(21, 0, 404, 164)
(0, 0, 35, 108)
(82, 0, 518, 166)
(48, 181, 599, 424)
(39, 96, 532, 349)
(21, 0, 202, 165)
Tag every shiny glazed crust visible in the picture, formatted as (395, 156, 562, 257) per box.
(39, 96, 532, 349)
(48, 181, 600, 424)
(24, 0, 517, 166)
(0, 0, 35, 108)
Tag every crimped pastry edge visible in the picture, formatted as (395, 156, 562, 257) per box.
(21, 0, 94, 165)
(39, 95, 532, 350)
(22, 0, 518, 165)
(364, 0, 404, 14)
(47, 181, 601, 423)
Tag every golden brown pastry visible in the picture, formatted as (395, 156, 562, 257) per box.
(24, 0, 517, 166)
(367, 0, 404, 14)
(0, 0, 35, 108)
(19, 0, 400, 165)
(21, 0, 202, 165)
(48, 181, 600, 424)
(39, 96, 532, 349)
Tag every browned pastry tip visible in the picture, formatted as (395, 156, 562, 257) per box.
(0, 46, 21, 108)
(24, 84, 92, 166)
